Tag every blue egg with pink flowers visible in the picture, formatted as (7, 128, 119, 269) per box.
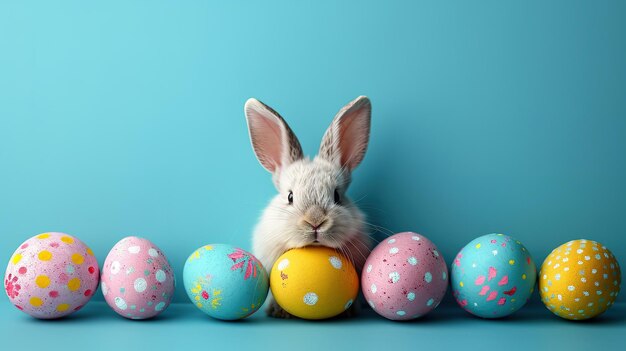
(450, 233, 537, 318)
(183, 244, 269, 320)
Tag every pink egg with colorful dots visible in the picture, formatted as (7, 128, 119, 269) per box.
(362, 232, 448, 320)
(101, 236, 175, 319)
(4, 232, 100, 319)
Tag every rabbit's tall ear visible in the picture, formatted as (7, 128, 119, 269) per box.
(245, 98, 304, 173)
(319, 96, 371, 171)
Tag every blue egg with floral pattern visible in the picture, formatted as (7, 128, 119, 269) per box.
(450, 233, 537, 318)
(183, 244, 269, 320)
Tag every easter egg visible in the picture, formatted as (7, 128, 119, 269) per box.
(101, 236, 175, 319)
(4, 232, 100, 319)
(362, 232, 448, 320)
(539, 239, 621, 320)
(183, 244, 268, 320)
(450, 233, 537, 318)
(270, 246, 358, 320)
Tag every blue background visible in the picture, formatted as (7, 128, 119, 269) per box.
(1, 1, 625, 348)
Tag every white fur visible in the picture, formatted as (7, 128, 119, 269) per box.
(252, 156, 372, 272)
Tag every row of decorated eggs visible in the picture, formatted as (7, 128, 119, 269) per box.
(3, 232, 270, 320)
(455, 235, 620, 321)
(4, 232, 621, 321)
(270, 232, 620, 322)
(3, 233, 176, 319)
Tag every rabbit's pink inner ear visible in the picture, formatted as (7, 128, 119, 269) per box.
(245, 98, 303, 173)
(337, 98, 371, 170)
(246, 103, 283, 173)
(320, 96, 372, 171)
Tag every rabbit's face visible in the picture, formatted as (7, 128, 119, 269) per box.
(274, 157, 359, 249)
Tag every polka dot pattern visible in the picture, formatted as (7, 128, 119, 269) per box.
(101, 237, 174, 319)
(277, 259, 289, 271)
(362, 232, 448, 321)
(540, 239, 621, 320)
(303, 292, 318, 305)
(450, 233, 537, 319)
(270, 246, 358, 320)
(329, 256, 343, 269)
(4, 232, 99, 319)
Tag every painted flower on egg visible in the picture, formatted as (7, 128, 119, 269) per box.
(4, 232, 100, 319)
(184, 244, 269, 320)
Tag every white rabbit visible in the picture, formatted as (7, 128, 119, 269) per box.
(244, 96, 373, 318)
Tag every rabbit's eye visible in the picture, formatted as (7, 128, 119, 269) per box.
(288, 191, 294, 205)
(334, 189, 341, 205)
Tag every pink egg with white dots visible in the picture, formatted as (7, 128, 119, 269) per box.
(362, 232, 448, 320)
(101, 236, 175, 319)
(4, 232, 100, 319)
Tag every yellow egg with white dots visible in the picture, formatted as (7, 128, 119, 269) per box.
(270, 246, 359, 320)
(540, 239, 621, 320)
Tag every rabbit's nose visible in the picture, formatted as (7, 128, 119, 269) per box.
(305, 220, 326, 231)
(303, 206, 326, 229)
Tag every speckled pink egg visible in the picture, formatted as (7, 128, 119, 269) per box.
(4, 232, 100, 319)
(362, 232, 448, 320)
(101, 236, 175, 319)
